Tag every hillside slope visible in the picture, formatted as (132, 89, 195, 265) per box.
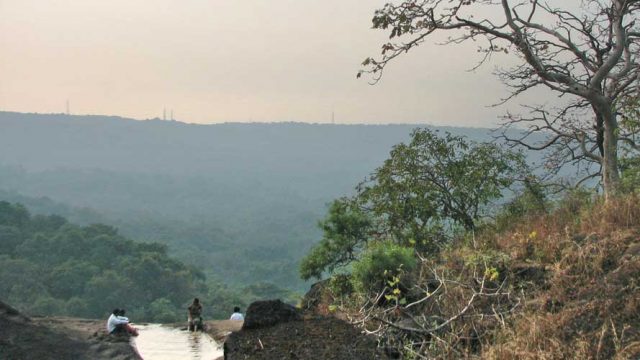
(299, 196, 640, 359)
(0, 111, 501, 292)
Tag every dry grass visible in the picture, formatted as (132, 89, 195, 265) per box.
(310, 195, 640, 359)
(481, 195, 640, 359)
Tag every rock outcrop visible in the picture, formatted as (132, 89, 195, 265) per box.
(223, 298, 390, 359)
(241, 299, 301, 330)
(0, 300, 140, 360)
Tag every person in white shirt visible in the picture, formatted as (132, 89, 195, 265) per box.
(106, 308, 129, 334)
(230, 306, 244, 321)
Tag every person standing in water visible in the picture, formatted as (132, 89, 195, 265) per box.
(188, 298, 203, 331)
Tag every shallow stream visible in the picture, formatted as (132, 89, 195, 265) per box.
(132, 324, 223, 360)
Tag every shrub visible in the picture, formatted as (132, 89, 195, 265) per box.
(495, 177, 549, 231)
(351, 241, 417, 293)
(328, 273, 354, 297)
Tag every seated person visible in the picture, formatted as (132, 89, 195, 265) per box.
(229, 306, 244, 321)
(188, 298, 203, 331)
(118, 309, 139, 336)
(107, 308, 128, 334)
(106, 308, 138, 336)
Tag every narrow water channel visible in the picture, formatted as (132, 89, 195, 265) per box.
(133, 324, 223, 360)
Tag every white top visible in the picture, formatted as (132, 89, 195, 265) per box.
(107, 314, 129, 333)
(230, 312, 244, 321)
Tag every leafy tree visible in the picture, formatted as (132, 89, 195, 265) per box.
(29, 214, 67, 234)
(0, 202, 29, 228)
(64, 297, 92, 318)
(242, 282, 298, 303)
(29, 296, 66, 316)
(620, 154, 640, 192)
(84, 271, 135, 314)
(47, 261, 99, 299)
(0, 225, 22, 255)
(361, 0, 640, 199)
(301, 129, 524, 280)
(0, 256, 44, 304)
(300, 198, 372, 280)
(359, 129, 524, 234)
(495, 176, 549, 230)
(149, 298, 180, 323)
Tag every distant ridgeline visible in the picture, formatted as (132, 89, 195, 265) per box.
(0, 111, 546, 295)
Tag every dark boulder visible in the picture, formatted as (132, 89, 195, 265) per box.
(242, 299, 301, 330)
(0, 300, 29, 323)
(301, 279, 329, 312)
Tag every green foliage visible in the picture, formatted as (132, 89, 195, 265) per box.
(360, 128, 525, 235)
(301, 129, 525, 281)
(463, 249, 511, 279)
(242, 282, 299, 304)
(1, 115, 540, 297)
(149, 298, 180, 323)
(0, 201, 205, 322)
(328, 274, 354, 297)
(495, 176, 549, 231)
(351, 241, 417, 293)
(300, 198, 372, 280)
(620, 154, 640, 193)
(556, 187, 594, 215)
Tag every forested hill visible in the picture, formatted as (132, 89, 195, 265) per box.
(0, 201, 203, 322)
(0, 111, 497, 292)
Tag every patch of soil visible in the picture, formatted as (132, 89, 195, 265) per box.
(224, 315, 390, 360)
(0, 301, 141, 360)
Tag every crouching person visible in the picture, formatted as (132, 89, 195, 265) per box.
(188, 298, 203, 331)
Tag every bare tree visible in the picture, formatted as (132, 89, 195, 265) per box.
(360, 0, 640, 199)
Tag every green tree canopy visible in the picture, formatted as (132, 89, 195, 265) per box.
(301, 129, 525, 280)
(0, 201, 205, 322)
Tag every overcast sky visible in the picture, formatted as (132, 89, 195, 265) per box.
(0, 0, 547, 126)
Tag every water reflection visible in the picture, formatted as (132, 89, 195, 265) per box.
(133, 324, 222, 360)
(188, 331, 203, 358)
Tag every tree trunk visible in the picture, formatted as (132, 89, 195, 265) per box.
(602, 111, 621, 200)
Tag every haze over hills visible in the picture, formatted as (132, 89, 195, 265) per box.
(0, 111, 501, 291)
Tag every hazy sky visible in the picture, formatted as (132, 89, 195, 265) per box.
(0, 0, 545, 126)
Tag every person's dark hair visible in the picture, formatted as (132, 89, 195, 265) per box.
(233, 306, 240, 313)
(119, 309, 126, 316)
(193, 298, 200, 304)
(112, 308, 120, 315)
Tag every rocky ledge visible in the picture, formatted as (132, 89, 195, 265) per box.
(223, 299, 389, 360)
(0, 301, 141, 360)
